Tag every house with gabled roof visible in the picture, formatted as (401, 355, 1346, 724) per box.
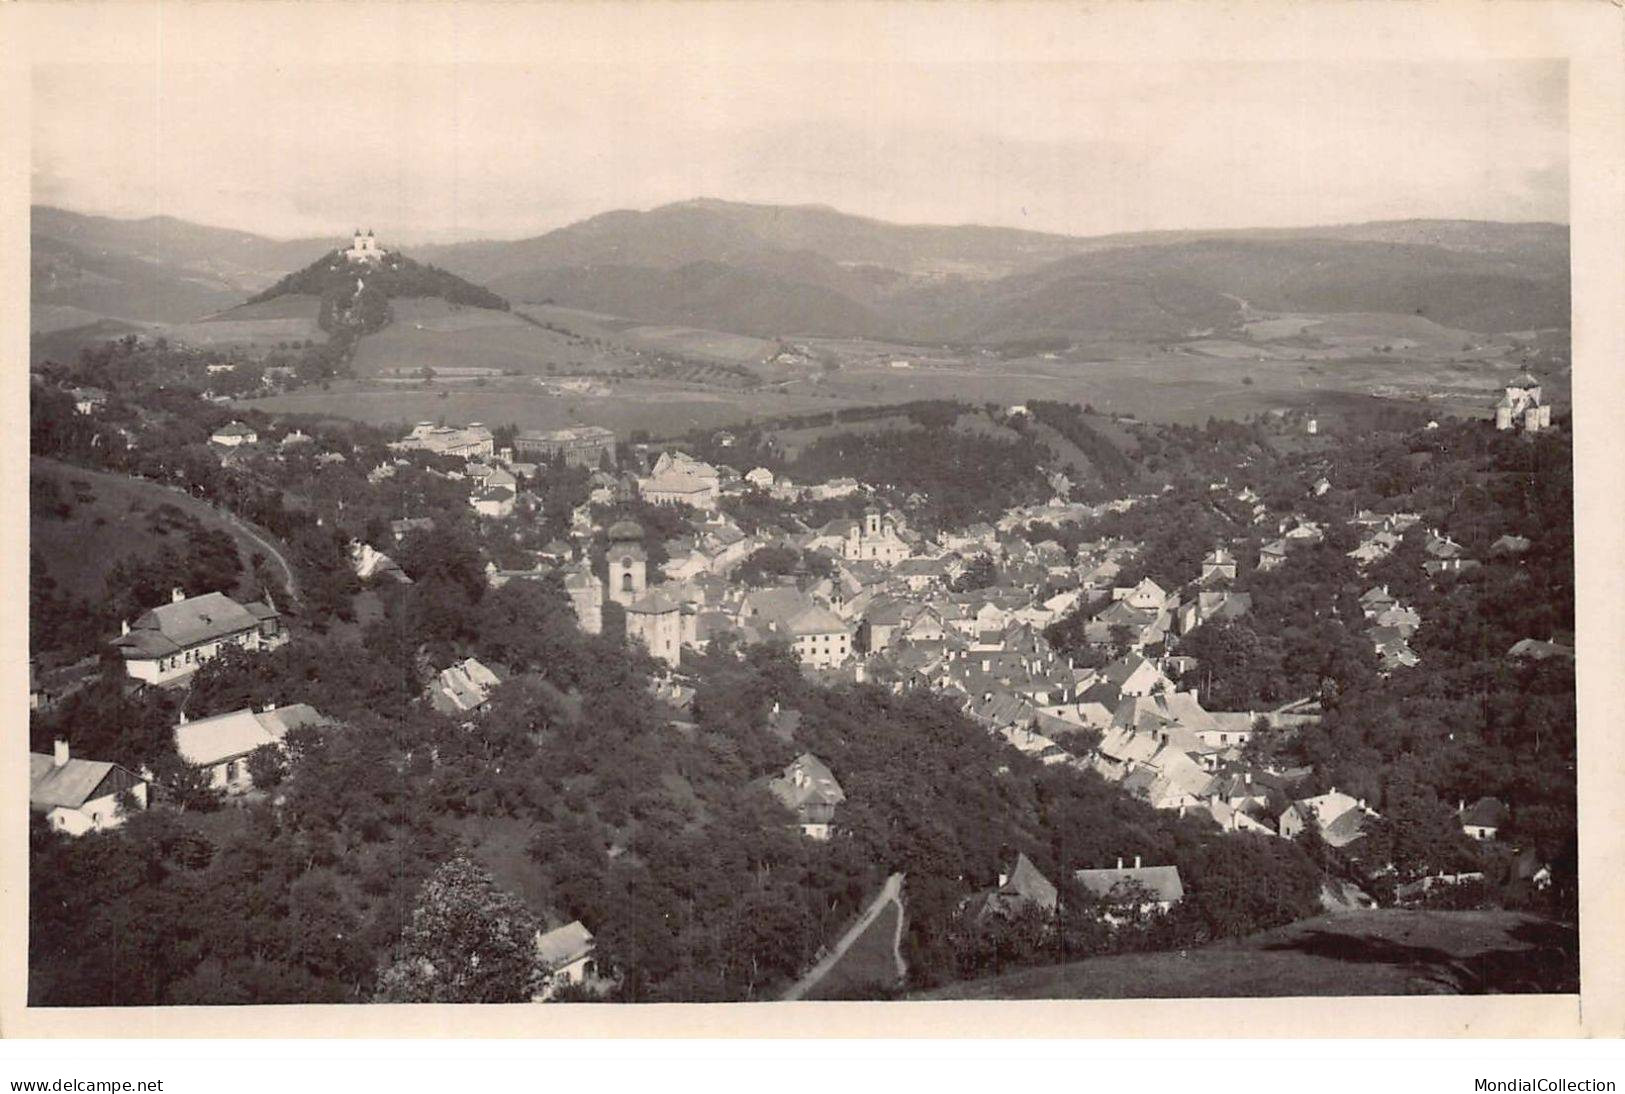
(531, 921, 601, 1001)
(210, 421, 259, 447)
(1257, 539, 1289, 572)
(112, 589, 286, 686)
(427, 658, 504, 717)
(1360, 586, 1398, 617)
(352, 542, 411, 584)
(30, 740, 149, 836)
(175, 703, 330, 793)
(768, 753, 846, 840)
(1075, 857, 1185, 919)
(1200, 548, 1237, 585)
(967, 852, 1059, 921)
(739, 587, 852, 668)
(1459, 797, 1510, 841)
(1280, 789, 1379, 848)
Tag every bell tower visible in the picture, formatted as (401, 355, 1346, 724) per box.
(606, 520, 647, 607)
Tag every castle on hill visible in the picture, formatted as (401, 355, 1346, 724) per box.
(344, 228, 385, 264)
(1495, 371, 1552, 433)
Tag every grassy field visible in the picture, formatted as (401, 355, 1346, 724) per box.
(350, 300, 585, 377)
(917, 910, 1578, 999)
(151, 294, 325, 351)
(241, 378, 862, 437)
(616, 323, 778, 364)
(806, 897, 904, 1000)
(30, 458, 278, 607)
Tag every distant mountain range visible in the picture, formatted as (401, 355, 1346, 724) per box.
(31, 200, 1570, 342)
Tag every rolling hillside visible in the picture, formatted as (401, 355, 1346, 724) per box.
(422, 200, 1569, 342)
(33, 200, 1569, 348)
(30, 206, 334, 328)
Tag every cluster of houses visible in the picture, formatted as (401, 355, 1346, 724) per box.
(30, 396, 1563, 996)
(1360, 585, 1423, 672)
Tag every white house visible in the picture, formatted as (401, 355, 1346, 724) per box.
(29, 741, 149, 836)
(532, 921, 600, 1001)
(174, 704, 329, 793)
(210, 421, 259, 447)
(112, 589, 287, 685)
(1074, 858, 1185, 922)
(470, 485, 516, 519)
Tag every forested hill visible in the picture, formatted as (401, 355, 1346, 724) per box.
(247, 249, 509, 339)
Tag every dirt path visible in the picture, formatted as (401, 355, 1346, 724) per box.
(782, 871, 905, 1001)
(213, 505, 300, 603)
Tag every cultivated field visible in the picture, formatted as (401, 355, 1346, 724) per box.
(916, 909, 1577, 999)
(241, 377, 858, 437)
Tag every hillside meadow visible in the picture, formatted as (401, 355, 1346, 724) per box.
(917, 909, 1578, 999)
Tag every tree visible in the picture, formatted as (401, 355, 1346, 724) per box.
(374, 854, 543, 1003)
(246, 743, 288, 791)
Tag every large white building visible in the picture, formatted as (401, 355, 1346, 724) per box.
(639, 451, 720, 511)
(392, 422, 495, 460)
(112, 590, 287, 686)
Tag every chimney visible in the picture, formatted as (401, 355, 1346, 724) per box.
(1116, 856, 1124, 870)
(772, 701, 781, 715)
(998, 872, 1009, 888)
(1134, 855, 1142, 869)
(120, 619, 130, 637)
(262, 702, 277, 713)
(171, 587, 186, 603)
(1459, 799, 1465, 814)
(1245, 772, 1253, 786)
(177, 710, 188, 725)
(53, 739, 69, 768)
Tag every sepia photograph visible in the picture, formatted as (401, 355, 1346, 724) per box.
(4, 0, 1624, 1059)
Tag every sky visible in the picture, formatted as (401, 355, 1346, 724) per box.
(28, 7, 1568, 244)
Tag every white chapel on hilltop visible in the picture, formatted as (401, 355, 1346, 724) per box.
(344, 228, 384, 263)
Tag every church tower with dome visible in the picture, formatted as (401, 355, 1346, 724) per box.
(606, 520, 647, 607)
